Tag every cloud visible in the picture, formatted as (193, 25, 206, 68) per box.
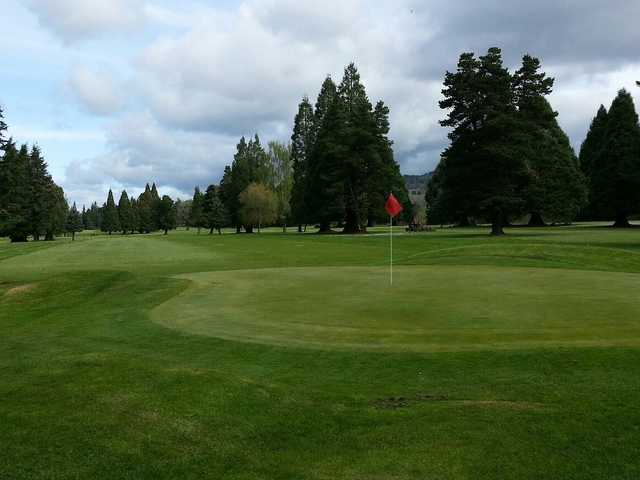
(16, 0, 640, 207)
(63, 112, 240, 206)
(28, 0, 144, 42)
(68, 66, 125, 115)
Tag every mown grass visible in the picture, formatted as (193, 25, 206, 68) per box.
(1, 225, 640, 479)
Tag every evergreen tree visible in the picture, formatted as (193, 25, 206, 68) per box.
(43, 184, 67, 241)
(203, 185, 229, 234)
(307, 77, 345, 232)
(0, 106, 7, 150)
(157, 195, 176, 234)
(189, 186, 205, 233)
(290, 96, 315, 231)
(66, 202, 83, 241)
(129, 198, 139, 233)
(150, 183, 161, 230)
(137, 184, 154, 233)
(591, 89, 640, 227)
(117, 190, 133, 234)
(579, 105, 609, 219)
(435, 48, 529, 235)
(27, 145, 51, 240)
(102, 189, 120, 234)
(0, 142, 31, 242)
(513, 56, 586, 225)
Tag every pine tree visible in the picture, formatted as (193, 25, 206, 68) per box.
(117, 190, 133, 234)
(150, 183, 161, 230)
(579, 105, 609, 219)
(137, 184, 154, 233)
(43, 184, 68, 241)
(66, 202, 83, 241)
(0, 106, 8, 150)
(307, 77, 345, 232)
(435, 48, 529, 235)
(290, 96, 315, 232)
(591, 89, 640, 227)
(129, 197, 139, 233)
(203, 185, 229, 234)
(27, 145, 52, 240)
(0, 142, 31, 242)
(102, 189, 120, 234)
(189, 186, 205, 233)
(157, 195, 176, 234)
(513, 56, 586, 225)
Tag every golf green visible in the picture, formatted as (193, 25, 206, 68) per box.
(153, 265, 640, 351)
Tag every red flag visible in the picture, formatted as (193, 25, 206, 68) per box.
(385, 193, 403, 218)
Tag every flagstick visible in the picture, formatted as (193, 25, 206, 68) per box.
(390, 213, 393, 285)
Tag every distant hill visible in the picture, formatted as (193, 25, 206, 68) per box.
(403, 173, 432, 195)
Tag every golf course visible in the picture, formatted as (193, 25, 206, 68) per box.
(2, 225, 640, 479)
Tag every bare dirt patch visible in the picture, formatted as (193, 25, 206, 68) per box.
(373, 394, 544, 411)
(4, 284, 36, 297)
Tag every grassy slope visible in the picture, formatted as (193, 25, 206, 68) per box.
(1, 227, 640, 479)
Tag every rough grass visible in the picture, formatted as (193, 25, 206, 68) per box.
(1, 225, 640, 479)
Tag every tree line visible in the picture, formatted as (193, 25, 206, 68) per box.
(0, 107, 72, 242)
(426, 47, 640, 234)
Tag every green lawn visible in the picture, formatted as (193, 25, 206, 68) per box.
(2, 226, 640, 479)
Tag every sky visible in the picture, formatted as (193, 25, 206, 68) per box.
(2, 0, 640, 207)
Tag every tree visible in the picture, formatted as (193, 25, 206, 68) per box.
(591, 89, 640, 227)
(220, 135, 270, 233)
(434, 48, 530, 235)
(513, 56, 586, 225)
(43, 184, 68, 241)
(0, 142, 31, 242)
(117, 191, 134, 234)
(102, 189, 120, 234)
(189, 186, 205, 233)
(27, 145, 52, 240)
(157, 195, 176, 234)
(266, 141, 293, 231)
(150, 183, 162, 230)
(239, 183, 277, 233)
(306, 76, 344, 232)
(137, 184, 154, 233)
(203, 185, 229, 234)
(175, 199, 191, 228)
(290, 96, 315, 231)
(66, 202, 83, 241)
(0, 106, 7, 150)
(579, 105, 609, 219)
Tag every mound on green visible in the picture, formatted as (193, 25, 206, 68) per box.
(154, 265, 640, 351)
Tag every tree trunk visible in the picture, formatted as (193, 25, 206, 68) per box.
(164, 229, 168, 235)
(491, 213, 505, 236)
(297, 224, 303, 233)
(217, 228, 222, 235)
(613, 212, 632, 228)
(236, 225, 242, 234)
(527, 212, 546, 227)
(245, 225, 254, 234)
(72, 232, 76, 241)
(10, 235, 28, 243)
(209, 227, 214, 234)
(45, 232, 54, 241)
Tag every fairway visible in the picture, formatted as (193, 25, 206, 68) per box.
(154, 266, 640, 351)
(2, 226, 640, 479)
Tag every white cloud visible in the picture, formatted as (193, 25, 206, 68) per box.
(68, 66, 125, 115)
(29, 0, 144, 41)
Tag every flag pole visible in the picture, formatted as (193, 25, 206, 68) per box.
(390, 212, 393, 285)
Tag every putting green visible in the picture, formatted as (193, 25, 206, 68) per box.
(152, 266, 640, 352)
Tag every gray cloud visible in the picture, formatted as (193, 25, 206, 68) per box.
(40, 0, 640, 206)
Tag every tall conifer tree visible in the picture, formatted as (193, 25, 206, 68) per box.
(102, 189, 120, 234)
(591, 89, 640, 227)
